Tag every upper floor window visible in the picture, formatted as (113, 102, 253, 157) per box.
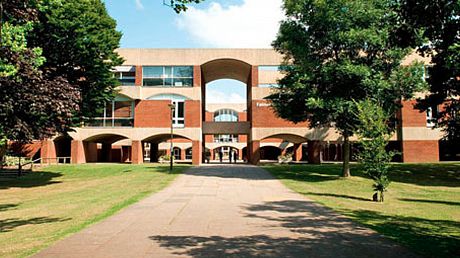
(258, 66, 281, 72)
(114, 66, 136, 86)
(426, 106, 438, 128)
(143, 66, 193, 87)
(423, 65, 432, 82)
(214, 109, 239, 122)
(148, 94, 188, 128)
(214, 134, 239, 143)
(258, 83, 279, 88)
(86, 95, 134, 127)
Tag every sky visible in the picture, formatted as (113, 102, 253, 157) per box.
(104, 0, 285, 103)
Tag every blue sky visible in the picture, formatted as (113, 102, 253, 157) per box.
(104, 0, 284, 103)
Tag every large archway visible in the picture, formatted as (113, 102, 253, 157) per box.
(142, 134, 193, 163)
(83, 133, 130, 163)
(200, 58, 254, 164)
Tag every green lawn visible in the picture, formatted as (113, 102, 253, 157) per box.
(0, 164, 188, 258)
(264, 163, 460, 258)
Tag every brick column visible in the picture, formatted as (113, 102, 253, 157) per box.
(40, 140, 57, 163)
(307, 140, 321, 164)
(71, 140, 86, 164)
(293, 143, 303, 161)
(402, 140, 439, 162)
(131, 140, 143, 164)
(193, 65, 201, 87)
(250, 140, 261, 165)
(192, 140, 202, 165)
(180, 148, 186, 161)
(135, 65, 143, 86)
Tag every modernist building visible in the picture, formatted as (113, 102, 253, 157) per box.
(34, 49, 449, 165)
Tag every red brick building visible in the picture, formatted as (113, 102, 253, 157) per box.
(33, 49, 450, 165)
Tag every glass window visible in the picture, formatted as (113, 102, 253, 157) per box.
(114, 66, 136, 86)
(86, 99, 134, 127)
(214, 134, 238, 143)
(172, 101, 185, 127)
(214, 109, 239, 122)
(143, 66, 193, 87)
(426, 106, 438, 128)
(143, 66, 163, 78)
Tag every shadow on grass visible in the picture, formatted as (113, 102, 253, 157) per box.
(342, 209, 460, 258)
(398, 198, 460, 206)
(305, 192, 371, 202)
(0, 171, 62, 189)
(0, 203, 19, 212)
(243, 200, 459, 258)
(266, 163, 460, 187)
(0, 216, 70, 232)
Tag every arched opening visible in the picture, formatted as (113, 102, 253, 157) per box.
(142, 134, 192, 163)
(54, 135, 72, 163)
(261, 134, 309, 162)
(212, 146, 241, 163)
(201, 58, 253, 164)
(83, 134, 130, 163)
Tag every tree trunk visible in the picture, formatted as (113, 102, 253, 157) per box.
(379, 191, 384, 202)
(342, 135, 351, 177)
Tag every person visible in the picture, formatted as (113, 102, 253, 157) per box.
(218, 149, 223, 163)
(233, 149, 238, 163)
(229, 150, 233, 163)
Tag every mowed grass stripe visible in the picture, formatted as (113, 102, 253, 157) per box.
(0, 164, 188, 258)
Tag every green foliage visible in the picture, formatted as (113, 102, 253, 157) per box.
(268, 0, 426, 176)
(167, 0, 204, 13)
(354, 99, 395, 202)
(395, 0, 460, 142)
(30, 0, 124, 121)
(0, 0, 80, 144)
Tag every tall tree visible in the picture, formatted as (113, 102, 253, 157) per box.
(30, 0, 123, 122)
(395, 0, 460, 144)
(268, 0, 426, 177)
(0, 0, 80, 164)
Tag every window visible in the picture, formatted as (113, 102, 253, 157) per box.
(214, 134, 238, 143)
(426, 106, 438, 128)
(172, 101, 185, 127)
(143, 66, 193, 87)
(423, 65, 432, 82)
(185, 148, 193, 160)
(258, 66, 281, 71)
(86, 96, 134, 127)
(214, 109, 239, 122)
(148, 94, 188, 128)
(173, 147, 181, 160)
(114, 66, 136, 86)
(258, 83, 279, 88)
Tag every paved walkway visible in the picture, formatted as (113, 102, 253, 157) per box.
(35, 165, 417, 258)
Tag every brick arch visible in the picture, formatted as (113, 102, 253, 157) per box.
(260, 133, 308, 144)
(201, 58, 252, 84)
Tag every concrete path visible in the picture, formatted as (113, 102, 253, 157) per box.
(34, 165, 417, 258)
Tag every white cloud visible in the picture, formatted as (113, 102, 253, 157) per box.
(176, 0, 285, 48)
(206, 89, 246, 103)
(135, 0, 144, 10)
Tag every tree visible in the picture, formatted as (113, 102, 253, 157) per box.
(395, 0, 460, 146)
(268, 0, 426, 177)
(0, 0, 80, 166)
(354, 99, 395, 202)
(167, 0, 204, 13)
(30, 0, 124, 122)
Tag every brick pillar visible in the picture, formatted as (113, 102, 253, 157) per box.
(101, 143, 112, 162)
(150, 143, 158, 162)
(192, 140, 202, 165)
(402, 140, 439, 163)
(131, 140, 143, 164)
(307, 140, 321, 164)
(180, 148, 186, 161)
(85, 142, 98, 162)
(71, 140, 86, 164)
(135, 65, 143, 86)
(40, 140, 57, 163)
(238, 149, 243, 160)
(193, 65, 201, 87)
(250, 140, 261, 165)
(293, 143, 303, 161)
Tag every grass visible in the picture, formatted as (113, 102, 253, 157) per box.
(264, 163, 460, 258)
(0, 163, 188, 258)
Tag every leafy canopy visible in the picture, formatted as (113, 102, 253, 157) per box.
(30, 0, 124, 121)
(268, 0, 426, 176)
